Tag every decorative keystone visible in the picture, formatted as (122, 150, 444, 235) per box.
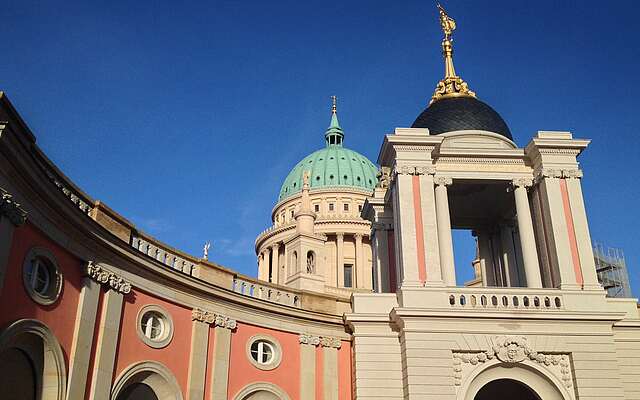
(86, 262, 132, 294)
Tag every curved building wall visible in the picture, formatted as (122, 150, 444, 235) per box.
(0, 93, 353, 400)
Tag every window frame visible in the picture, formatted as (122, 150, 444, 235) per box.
(136, 305, 174, 349)
(22, 247, 63, 306)
(246, 334, 282, 371)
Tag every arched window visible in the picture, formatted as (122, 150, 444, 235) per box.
(291, 251, 298, 273)
(306, 251, 315, 274)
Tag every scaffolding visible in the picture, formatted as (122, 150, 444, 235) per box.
(593, 243, 632, 298)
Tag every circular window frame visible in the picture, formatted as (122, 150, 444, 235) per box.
(136, 305, 174, 349)
(246, 334, 282, 371)
(22, 247, 63, 306)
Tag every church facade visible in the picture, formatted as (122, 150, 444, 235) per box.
(0, 5, 639, 400)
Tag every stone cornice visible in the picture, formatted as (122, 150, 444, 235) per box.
(191, 308, 237, 330)
(298, 333, 342, 348)
(86, 262, 132, 294)
(0, 187, 27, 226)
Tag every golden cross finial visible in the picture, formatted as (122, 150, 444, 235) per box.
(331, 95, 337, 114)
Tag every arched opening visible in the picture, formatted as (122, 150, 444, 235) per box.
(111, 361, 183, 400)
(474, 378, 540, 400)
(306, 251, 315, 274)
(0, 348, 37, 400)
(233, 382, 290, 400)
(0, 319, 67, 400)
(241, 391, 280, 400)
(116, 382, 159, 400)
(291, 251, 298, 274)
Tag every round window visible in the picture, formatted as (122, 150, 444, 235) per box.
(136, 305, 173, 348)
(246, 335, 282, 370)
(22, 248, 63, 305)
(251, 340, 275, 364)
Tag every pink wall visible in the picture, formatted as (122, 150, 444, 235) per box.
(112, 289, 193, 397)
(0, 222, 83, 366)
(338, 342, 352, 400)
(227, 322, 300, 399)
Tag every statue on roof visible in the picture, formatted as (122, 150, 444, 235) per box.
(437, 3, 456, 40)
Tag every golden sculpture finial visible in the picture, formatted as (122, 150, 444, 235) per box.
(437, 3, 456, 41)
(429, 3, 476, 105)
(331, 95, 337, 114)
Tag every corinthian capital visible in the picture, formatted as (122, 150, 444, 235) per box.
(433, 176, 453, 186)
(512, 178, 533, 189)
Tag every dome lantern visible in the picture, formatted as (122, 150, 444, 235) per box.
(324, 96, 344, 147)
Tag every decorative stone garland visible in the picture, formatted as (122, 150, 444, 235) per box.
(86, 262, 132, 294)
(299, 333, 341, 349)
(453, 335, 571, 389)
(191, 308, 237, 330)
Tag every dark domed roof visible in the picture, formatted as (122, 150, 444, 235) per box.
(411, 97, 512, 140)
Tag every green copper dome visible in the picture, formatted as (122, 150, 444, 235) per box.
(278, 99, 378, 202)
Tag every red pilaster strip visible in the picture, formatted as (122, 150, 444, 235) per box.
(560, 179, 584, 286)
(412, 175, 427, 283)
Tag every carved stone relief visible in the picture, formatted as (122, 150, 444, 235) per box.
(452, 335, 572, 391)
(191, 308, 237, 329)
(86, 262, 132, 294)
(299, 333, 341, 349)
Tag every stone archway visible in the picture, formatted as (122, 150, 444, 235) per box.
(474, 378, 540, 400)
(111, 361, 183, 400)
(0, 319, 67, 400)
(460, 362, 570, 400)
(233, 382, 291, 400)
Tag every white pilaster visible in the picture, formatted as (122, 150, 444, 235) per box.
(393, 172, 421, 287)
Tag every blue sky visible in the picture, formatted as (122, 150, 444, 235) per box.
(2, 1, 639, 294)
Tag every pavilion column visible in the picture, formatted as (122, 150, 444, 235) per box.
(434, 176, 456, 286)
(512, 179, 542, 288)
(257, 252, 266, 281)
(355, 233, 364, 288)
(336, 233, 344, 287)
(271, 243, 280, 283)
